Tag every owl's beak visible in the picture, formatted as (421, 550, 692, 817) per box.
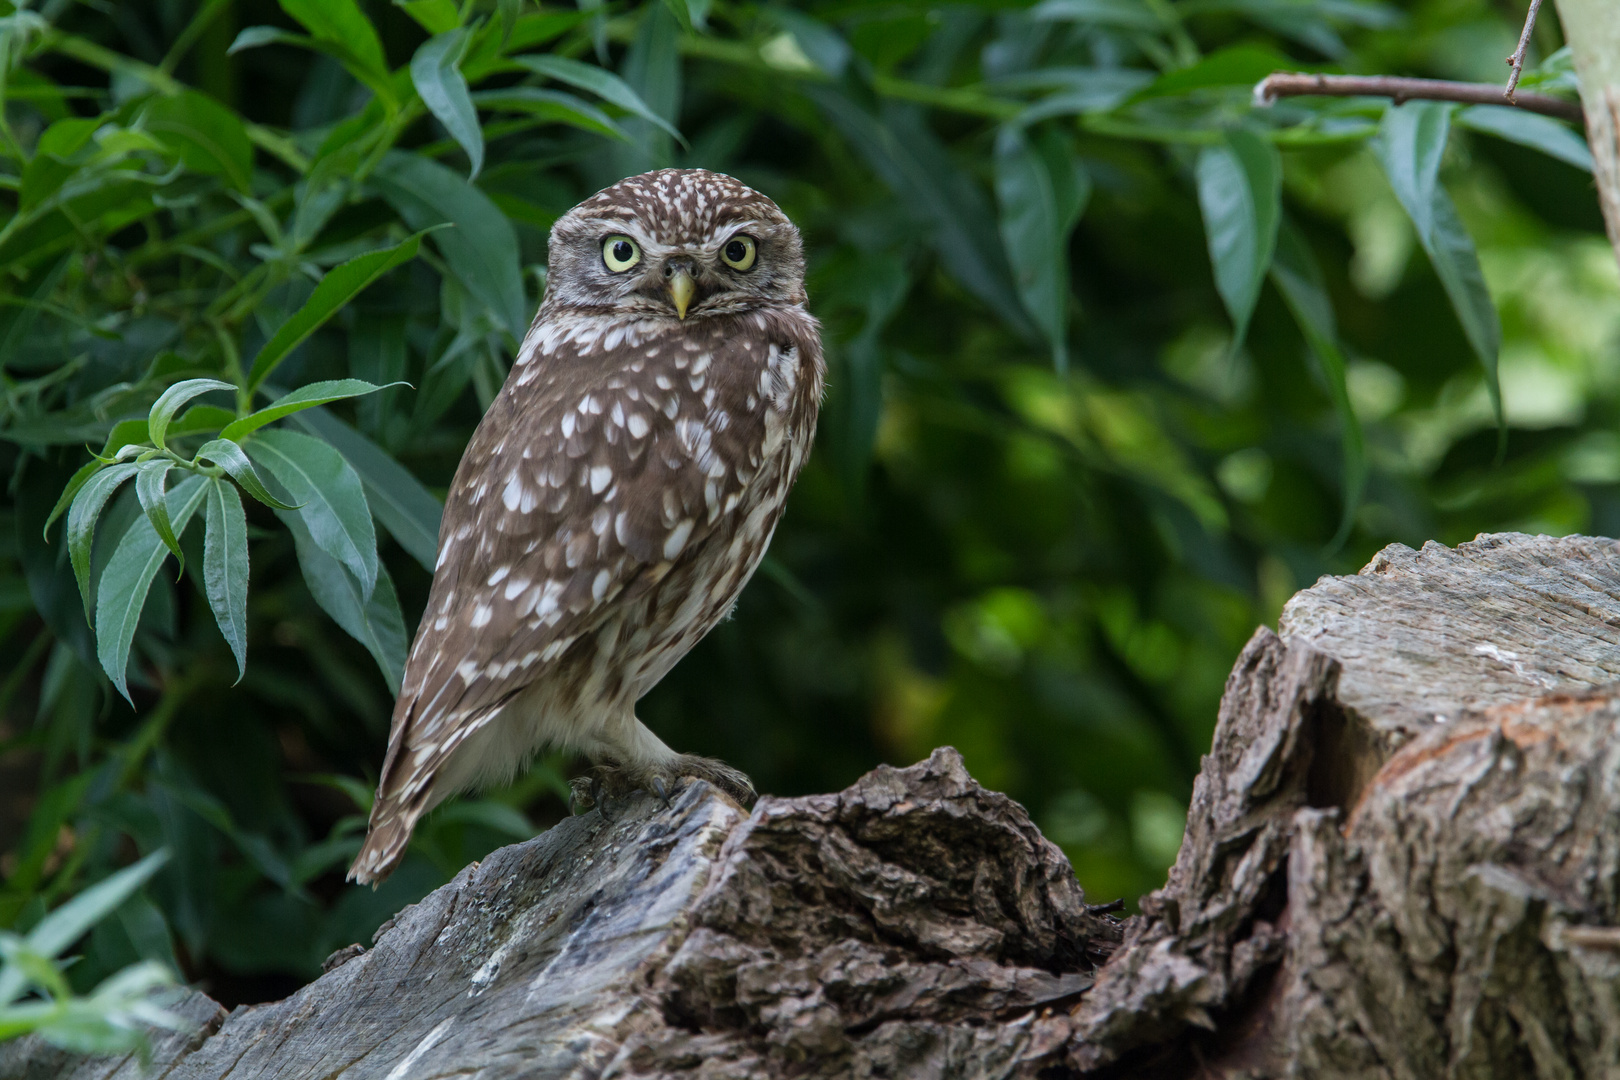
(667, 267, 696, 320)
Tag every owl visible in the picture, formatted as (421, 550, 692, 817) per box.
(348, 169, 824, 885)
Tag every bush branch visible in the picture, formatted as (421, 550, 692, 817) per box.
(1505, 0, 1544, 100)
(1254, 72, 1583, 124)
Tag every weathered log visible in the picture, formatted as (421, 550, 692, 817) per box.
(5, 532, 1620, 1079)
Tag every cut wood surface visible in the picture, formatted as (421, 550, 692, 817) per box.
(5, 532, 1620, 1079)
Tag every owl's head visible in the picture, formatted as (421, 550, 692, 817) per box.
(542, 169, 805, 321)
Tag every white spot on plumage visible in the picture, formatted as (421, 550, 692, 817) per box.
(664, 519, 694, 559)
(590, 465, 613, 494)
(471, 604, 492, 628)
(627, 413, 649, 439)
(487, 566, 510, 586)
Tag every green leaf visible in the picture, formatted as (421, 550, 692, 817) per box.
(411, 29, 483, 180)
(469, 86, 629, 141)
(292, 407, 443, 572)
(497, 0, 521, 45)
(764, 9, 851, 77)
(1374, 102, 1502, 431)
(203, 479, 250, 681)
(148, 378, 235, 452)
(140, 89, 254, 193)
(1130, 45, 1296, 102)
(1457, 106, 1592, 173)
(280, 508, 408, 693)
(277, 0, 393, 106)
(245, 429, 379, 598)
(227, 25, 304, 53)
(13, 849, 170, 975)
(95, 476, 208, 700)
(1374, 101, 1449, 239)
(42, 459, 102, 541)
(371, 152, 529, 340)
(170, 403, 237, 440)
(995, 125, 1091, 371)
(1269, 219, 1365, 550)
(395, 0, 461, 34)
(246, 233, 428, 392)
(66, 463, 139, 618)
(511, 54, 684, 144)
(813, 93, 1035, 340)
(221, 379, 401, 441)
(1030, 0, 1165, 31)
(134, 461, 184, 573)
(1195, 128, 1281, 347)
(194, 438, 299, 510)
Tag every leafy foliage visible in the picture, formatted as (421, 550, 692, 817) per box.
(0, 0, 1610, 1021)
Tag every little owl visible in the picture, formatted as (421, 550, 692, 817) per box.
(349, 169, 823, 885)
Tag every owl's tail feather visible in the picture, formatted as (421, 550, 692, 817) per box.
(347, 810, 415, 887)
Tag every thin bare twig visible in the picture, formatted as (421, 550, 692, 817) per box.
(1505, 0, 1545, 101)
(1254, 72, 1583, 124)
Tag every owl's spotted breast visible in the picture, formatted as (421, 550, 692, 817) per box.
(349, 238, 823, 884)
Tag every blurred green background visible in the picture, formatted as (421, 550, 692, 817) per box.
(0, 0, 1611, 1014)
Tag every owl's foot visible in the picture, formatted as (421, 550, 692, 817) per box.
(568, 755, 757, 817)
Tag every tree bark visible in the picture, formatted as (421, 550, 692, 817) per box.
(1555, 0, 1620, 271)
(5, 531, 1620, 1079)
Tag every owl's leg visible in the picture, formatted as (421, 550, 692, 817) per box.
(569, 713, 756, 814)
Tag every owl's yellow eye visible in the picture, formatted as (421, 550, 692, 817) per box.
(719, 234, 757, 271)
(602, 235, 641, 272)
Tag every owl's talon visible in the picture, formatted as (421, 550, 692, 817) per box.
(568, 777, 597, 815)
(652, 777, 672, 808)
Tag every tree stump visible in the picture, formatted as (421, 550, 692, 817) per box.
(6, 532, 1620, 1079)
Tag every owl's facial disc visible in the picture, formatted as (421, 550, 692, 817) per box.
(543, 169, 807, 320)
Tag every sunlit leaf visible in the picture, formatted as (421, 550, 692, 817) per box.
(203, 478, 250, 680)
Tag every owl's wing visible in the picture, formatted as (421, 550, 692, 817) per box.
(349, 312, 813, 883)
